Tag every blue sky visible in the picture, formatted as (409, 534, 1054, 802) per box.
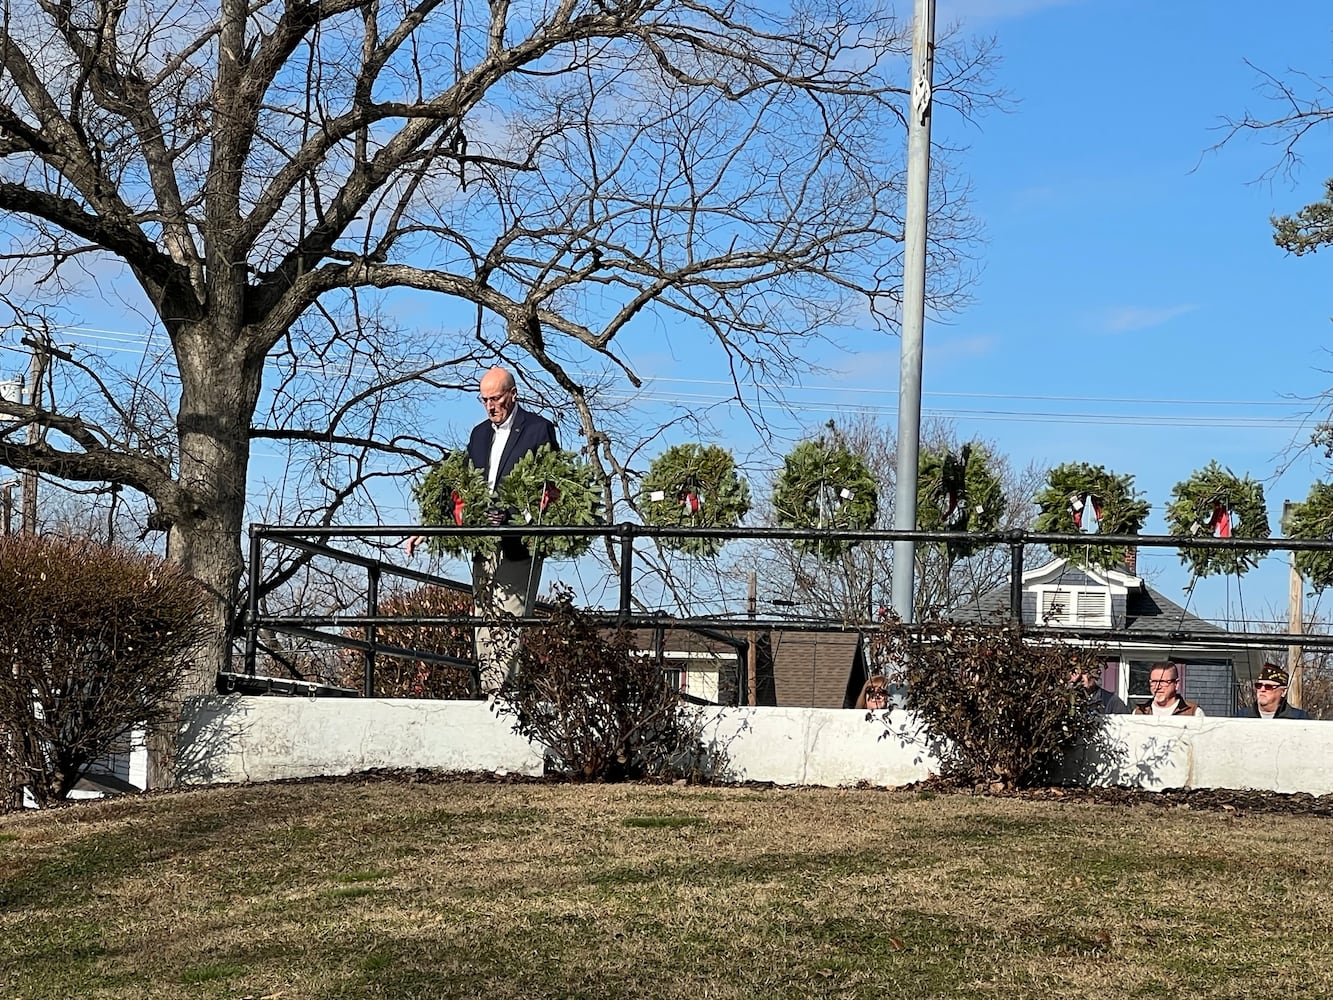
(592, 0, 1333, 623)
(923, 0, 1333, 620)
(6, 0, 1332, 625)
(732, 0, 1333, 623)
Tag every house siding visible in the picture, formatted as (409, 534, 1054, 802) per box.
(1180, 660, 1235, 717)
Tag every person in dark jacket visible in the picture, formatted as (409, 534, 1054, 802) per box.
(466, 366, 559, 693)
(1071, 665, 1129, 715)
(408, 366, 559, 693)
(1237, 662, 1310, 720)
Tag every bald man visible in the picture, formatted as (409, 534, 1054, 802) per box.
(405, 367, 557, 693)
(466, 367, 558, 693)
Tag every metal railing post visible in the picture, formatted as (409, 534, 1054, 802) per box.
(619, 525, 634, 624)
(244, 527, 263, 676)
(1008, 537, 1025, 626)
(364, 564, 380, 698)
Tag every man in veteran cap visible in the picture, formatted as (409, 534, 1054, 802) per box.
(1237, 663, 1309, 719)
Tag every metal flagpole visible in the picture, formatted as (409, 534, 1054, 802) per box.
(890, 0, 937, 624)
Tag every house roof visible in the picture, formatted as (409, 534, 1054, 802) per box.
(959, 557, 1225, 636)
(763, 630, 865, 709)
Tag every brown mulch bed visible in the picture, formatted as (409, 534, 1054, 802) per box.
(232, 767, 1333, 819)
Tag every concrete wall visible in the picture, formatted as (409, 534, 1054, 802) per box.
(179, 696, 1333, 795)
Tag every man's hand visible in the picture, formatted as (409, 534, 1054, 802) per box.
(404, 534, 426, 557)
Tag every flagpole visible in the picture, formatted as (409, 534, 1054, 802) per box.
(890, 0, 936, 624)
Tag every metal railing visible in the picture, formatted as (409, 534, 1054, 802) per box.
(241, 522, 1333, 698)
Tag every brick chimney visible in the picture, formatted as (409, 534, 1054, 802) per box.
(1123, 546, 1137, 576)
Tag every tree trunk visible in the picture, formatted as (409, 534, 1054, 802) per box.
(167, 326, 264, 698)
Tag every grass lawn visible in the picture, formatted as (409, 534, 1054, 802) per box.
(1, 778, 1329, 999)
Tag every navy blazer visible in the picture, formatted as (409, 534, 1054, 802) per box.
(467, 405, 559, 485)
(467, 405, 559, 560)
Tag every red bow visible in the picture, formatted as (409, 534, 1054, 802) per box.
(682, 491, 700, 514)
(1211, 502, 1232, 538)
(540, 483, 560, 512)
(451, 490, 465, 526)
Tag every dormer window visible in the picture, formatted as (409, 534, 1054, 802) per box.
(1036, 587, 1111, 627)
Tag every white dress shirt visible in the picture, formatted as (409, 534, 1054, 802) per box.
(486, 410, 516, 489)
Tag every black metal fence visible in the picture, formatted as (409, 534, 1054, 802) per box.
(239, 522, 1333, 699)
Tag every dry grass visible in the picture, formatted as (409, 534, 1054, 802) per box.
(2, 779, 1331, 999)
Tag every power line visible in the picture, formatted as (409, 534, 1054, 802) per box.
(3, 325, 1320, 432)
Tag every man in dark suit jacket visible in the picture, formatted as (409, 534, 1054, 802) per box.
(1237, 662, 1311, 720)
(466, 366, 558, 693)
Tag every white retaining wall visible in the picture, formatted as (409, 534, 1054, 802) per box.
(179, 696, 1333, 795)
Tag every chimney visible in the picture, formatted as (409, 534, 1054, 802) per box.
(1123, 546, 1137, 576)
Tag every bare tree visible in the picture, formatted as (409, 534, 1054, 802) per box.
(0, 0, 999, 692)
(746, 414, 1045, 622)
(1216, 57, 1333, 459)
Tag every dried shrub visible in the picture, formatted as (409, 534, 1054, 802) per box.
(0, 535, 210, 807)
(494, 591, 723, 781)
(339, 585, 477, 698)
(872, 615, 1106, 789)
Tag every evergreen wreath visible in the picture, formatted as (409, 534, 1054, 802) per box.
(639, 443, 751, 556)
(413, 451, 496, 558)
(917, 442, 1007, 560)
(772, 426, 879, 562)
(1286, 480, 1333, 592)
(1033, 462, 1149, 570)
(1165, 461, 1270, 578)
(495, 444, 602, 560)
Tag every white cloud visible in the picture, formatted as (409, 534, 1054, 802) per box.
(1100, 304, 1197, 334)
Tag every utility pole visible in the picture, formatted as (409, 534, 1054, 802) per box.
(1285, 500, 1305, 708)
(890, 0, 936, 623)
(21, 339, 48, 535)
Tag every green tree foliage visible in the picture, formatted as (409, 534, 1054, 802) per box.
(0, 535, 210, 807)
(1287, 480, 1333, 593)
(1273, 178, 1333, 255)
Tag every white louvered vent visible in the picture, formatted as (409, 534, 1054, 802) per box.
(1039, 588, 1110, 626)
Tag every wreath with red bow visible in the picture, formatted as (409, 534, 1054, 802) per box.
(1165, 462, 1269, 578)
(495, 444, 602, 560)
(639, 444, 751, 556)
(772, 427, 879, 562)
(413, 451, 495, 557)
(1033, 462, 1149, 570)
(916, 442, 1006, 560)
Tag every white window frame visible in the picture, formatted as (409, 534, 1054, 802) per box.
(632, 649, 728, 704)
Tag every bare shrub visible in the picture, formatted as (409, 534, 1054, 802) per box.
(872, 616, 1106, 789)
(339, 585, 476, 698)
(0, 535, 210, 807)
(494, 592, 723, 782)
